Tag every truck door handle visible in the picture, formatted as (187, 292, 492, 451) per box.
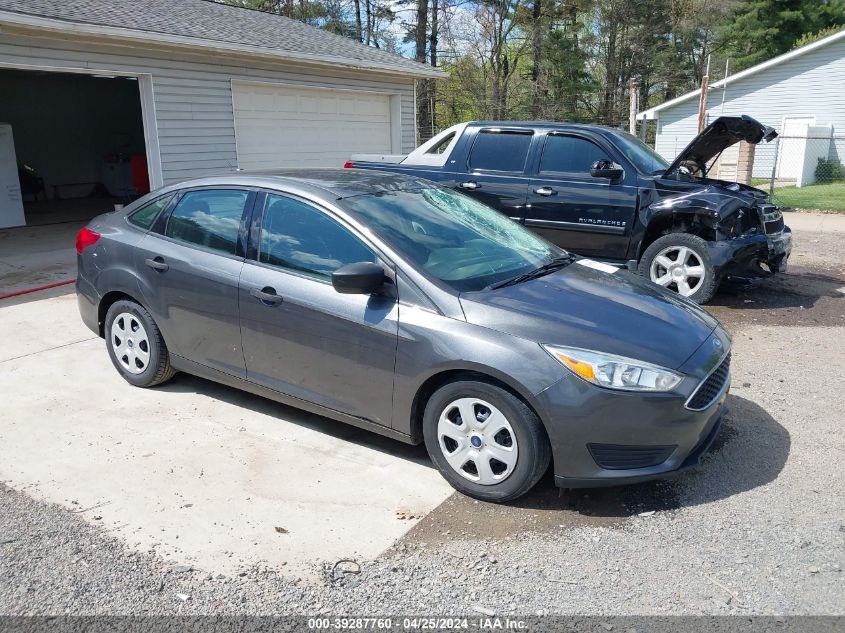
(459, 181, 480, 190)
(250, 286, 283, 306)
(144, 257, 169, 272)
(534, 186, 556, 197)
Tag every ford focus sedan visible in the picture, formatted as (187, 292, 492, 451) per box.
(76, 170, 731, 502)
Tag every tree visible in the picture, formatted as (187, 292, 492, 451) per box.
(722, 0, 845, 71)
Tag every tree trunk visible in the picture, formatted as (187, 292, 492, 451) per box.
(531, 0, 542, 118)
(415, 0, 431, 142)
(353, 0, 363, 42)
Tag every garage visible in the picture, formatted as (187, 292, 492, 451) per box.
(0, 68, 154, 228)
(233, 81, 397, 170)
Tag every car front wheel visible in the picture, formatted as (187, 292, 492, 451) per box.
(104, 299, 175, 387)
(423, 380, 550, 503)
(639, 233, 718, 303)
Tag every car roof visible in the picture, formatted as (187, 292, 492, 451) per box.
(468, 120, 627, 137)
(160, 169, 433, 200)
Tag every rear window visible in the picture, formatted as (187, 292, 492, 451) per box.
(467, 130, 532, 173)
(127, 194, 174, 229)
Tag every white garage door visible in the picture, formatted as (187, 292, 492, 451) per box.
(232, 81, 393, 170)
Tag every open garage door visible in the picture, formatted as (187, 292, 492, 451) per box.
(232, 81, 394, 170)
(0, 68, 155, 228)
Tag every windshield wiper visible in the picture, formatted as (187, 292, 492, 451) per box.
(485, 254, 576, 290)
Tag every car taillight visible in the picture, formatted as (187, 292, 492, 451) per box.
(343, 161, 355, 169)
(76, 227, 101, 254)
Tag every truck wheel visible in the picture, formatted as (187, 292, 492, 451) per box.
(638, 233, 718, 304)
(423, 380, 550, 503)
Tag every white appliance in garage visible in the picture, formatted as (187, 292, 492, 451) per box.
(232, 81, 394, 171)
(0, 123, 26, 229)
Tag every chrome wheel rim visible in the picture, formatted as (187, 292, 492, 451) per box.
(111, 312, 150, 374)
(437, 397, 518, 485)
(650, 245, 706, 297)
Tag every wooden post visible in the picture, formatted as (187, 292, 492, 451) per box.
(697, 55, 710, 132)
(628, 78, 639, 135)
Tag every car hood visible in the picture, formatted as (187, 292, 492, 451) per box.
(460, 261, 720, 371)
(664, 115, 777, 177)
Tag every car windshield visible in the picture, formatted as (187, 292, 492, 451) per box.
(341, 187, 563, 292)
(613, 132, 669, 175)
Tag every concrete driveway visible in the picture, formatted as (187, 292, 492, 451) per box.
(0, 290, 452, 577)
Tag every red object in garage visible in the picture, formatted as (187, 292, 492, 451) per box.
(131, 154, 150, 195)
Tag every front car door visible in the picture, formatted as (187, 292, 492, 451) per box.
(135, 187, 253, 377)
(454, 127, 533, 221)
(525, 133, 638, 259)
(238, 192, 399, 427)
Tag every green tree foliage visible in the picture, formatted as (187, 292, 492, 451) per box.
(722, 0, 845, 70)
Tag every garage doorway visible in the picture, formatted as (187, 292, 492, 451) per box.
(0, 68, 155, 228)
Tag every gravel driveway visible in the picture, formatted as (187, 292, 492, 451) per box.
(1, 212, 843, 616)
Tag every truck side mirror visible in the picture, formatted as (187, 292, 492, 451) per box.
(590, 159, 624, 182)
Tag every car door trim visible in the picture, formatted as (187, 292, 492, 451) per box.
(523, 219, 627, 234)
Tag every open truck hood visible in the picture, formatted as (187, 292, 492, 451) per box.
(664, 115, 778, 177)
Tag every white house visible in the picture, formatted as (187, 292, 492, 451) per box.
(0, 0, 443, 228)
(638, 28, 845, 187)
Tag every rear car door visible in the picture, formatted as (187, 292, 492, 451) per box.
(454, 128, 532, 221)
(135, 187, 253, 377)
(525, 133, 637, 259)
(239, 192, 399, 427)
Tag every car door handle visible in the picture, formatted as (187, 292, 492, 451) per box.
(533, 186, 557, 197)
(459, 181, 480, 190)
(144, 257, 169, 272)
(250, 286, 283, 306)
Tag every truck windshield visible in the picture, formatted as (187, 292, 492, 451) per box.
(613, 132, 669, 175)
(341, 187, 563, 292)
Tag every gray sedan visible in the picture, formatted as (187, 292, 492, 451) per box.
(76, 170, 731, 502)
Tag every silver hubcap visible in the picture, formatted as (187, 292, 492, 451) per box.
(437, 398, 518, 485)
(111, 312, 150, 374)
(650, 245, 706, 297)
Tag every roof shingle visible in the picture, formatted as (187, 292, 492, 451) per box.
(0, 0, 443, 78)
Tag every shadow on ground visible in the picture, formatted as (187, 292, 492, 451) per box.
(156, 372, 433, 467)
(403, 394, 789, 544)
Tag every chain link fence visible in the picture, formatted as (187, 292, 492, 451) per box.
(712, 132, 845, 211)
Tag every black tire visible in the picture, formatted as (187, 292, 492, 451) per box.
(104, 299, 175, 387)
(638, 233, 718, 304)
(422, 380, 551, 503)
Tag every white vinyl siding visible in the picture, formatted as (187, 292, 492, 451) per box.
(0, 28, 417, 184)
(232, 81, 392, 170)
(652, 35, 845, 176)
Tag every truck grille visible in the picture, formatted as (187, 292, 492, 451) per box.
(587, 444, 676, 470)
(686, 353, 731, 411)
(758, 204, 784, 235)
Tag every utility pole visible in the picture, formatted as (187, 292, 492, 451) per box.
(697, 55, 710, 132)
(628, 77, 639, 135)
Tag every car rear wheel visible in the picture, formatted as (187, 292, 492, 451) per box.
(639, 233, 718, 304)
(105, 300, 175, 387)
(423, 380, 550, 503)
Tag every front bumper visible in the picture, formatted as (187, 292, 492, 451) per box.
(707, 226, 792, 281)
(534, 331, 731, 488)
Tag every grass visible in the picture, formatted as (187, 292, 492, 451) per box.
(773, 181, 845, 212)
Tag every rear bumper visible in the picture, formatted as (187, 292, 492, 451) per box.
(708, 226, 792, 280)
(76, 273, 101, 336)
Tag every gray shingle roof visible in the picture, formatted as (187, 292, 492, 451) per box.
(0, 0, 444, 78)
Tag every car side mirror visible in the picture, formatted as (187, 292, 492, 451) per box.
(331, 261, 387, 295)
(590, 159, 624, 182)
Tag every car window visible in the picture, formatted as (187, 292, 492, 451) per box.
(258, 194, 376, 280)
(164, 190, 248, 255)
(341, 187, 561, 292)
(467, 130, 532, 173)
(128, 194, 174, 229)
(540, 135, 608, 175)
(426, 132, 455, 155)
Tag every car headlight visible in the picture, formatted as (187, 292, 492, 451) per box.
(542, 344, 683, 392)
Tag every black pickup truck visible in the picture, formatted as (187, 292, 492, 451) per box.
(346, 115, 791, 303)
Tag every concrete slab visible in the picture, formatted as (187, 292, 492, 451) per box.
(784, 210, 845, 233)
(0, 294, 453, 578)
(0, 222, 83, 295)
